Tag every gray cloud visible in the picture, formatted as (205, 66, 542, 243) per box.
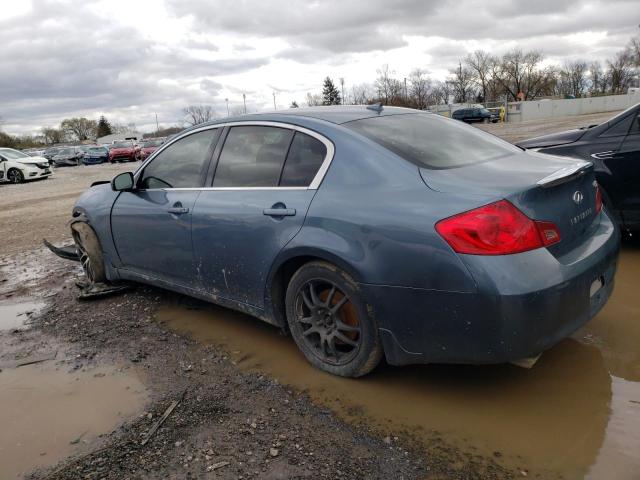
(1, 0, 637, 135)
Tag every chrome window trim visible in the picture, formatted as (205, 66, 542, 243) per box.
(134, 120, 335, 191)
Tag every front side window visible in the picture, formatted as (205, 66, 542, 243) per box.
(280, 132, 327, 187)
(346, 113, 519, 169)
(139, 129, 217, 189)
(213, 126, 293, 187)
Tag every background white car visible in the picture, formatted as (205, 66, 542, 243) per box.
(0, 148, 52, 183)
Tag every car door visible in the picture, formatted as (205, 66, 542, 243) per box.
(587, 111, 636, 212)
(0, 156, 6, 181)
(110, 128, 220, 288)
(192, 124, 332, 308)
(615, 112, 640, 225)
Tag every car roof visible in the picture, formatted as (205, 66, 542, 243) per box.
(192, 105, 422, 130)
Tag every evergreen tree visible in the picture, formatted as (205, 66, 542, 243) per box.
(322, 77, 341, 105)
(290, 101, 299, 108)
(96, 115, 113, 138)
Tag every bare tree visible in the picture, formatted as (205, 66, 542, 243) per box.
(42, 127, 65, 144)
(557, 60, 589, 97)
(608, 50, 634, 94)
(375, 65, 403, 104)
(408, 68, 432, 109)
(350, 83, 374, 105)
(60, 117, 97, 141)
(495, 49, 554, 100)
(183, 105, 215, 126)
(305, 92, 323, 106)
(465, 50, 496, 103)
(588, 61, 609, 95)
(431, 80, 451, 105)
(448, 61, 476, 103)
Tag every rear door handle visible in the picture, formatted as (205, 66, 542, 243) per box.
(263, 208, 296, 217)
(167, 207, 189, 214)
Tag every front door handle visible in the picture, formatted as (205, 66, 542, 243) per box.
(263, 208, 296, 217)
(168, 207, 189, 214)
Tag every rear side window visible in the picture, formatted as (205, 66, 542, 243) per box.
(213, 126, 294, 187)
(346, 114, 519, 169)
(280, 132, 327, 187)
(601, 114, 634, 137)
(140, 129, 217, 189)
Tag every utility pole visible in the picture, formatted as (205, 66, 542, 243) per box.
(404, 77, 408, 102)
(273, 92, 276, 110)
(225, 98, 229, 117)
(339, 77, 345, 104)
(155, 113, 159, 134)
(243, 93, 247, 114)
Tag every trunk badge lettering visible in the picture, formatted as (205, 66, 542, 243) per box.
(573, 191, 584, 205)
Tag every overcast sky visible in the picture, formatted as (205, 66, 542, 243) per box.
(1, 0, 638, 135)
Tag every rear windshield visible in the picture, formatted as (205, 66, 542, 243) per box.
(346, 113, 519, 169)
(113, 141, 132, 148)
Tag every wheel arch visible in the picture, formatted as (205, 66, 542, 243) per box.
(264, 247, 363, 328)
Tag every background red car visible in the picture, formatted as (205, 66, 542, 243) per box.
(136, 138, 165, 161)
(109, 140, 138, 163)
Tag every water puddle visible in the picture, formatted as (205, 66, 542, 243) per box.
(0, 300, 45, 331)
(156, 244, 640, 479)
(0, 362, 148, 479)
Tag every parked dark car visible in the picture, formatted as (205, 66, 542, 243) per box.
(43, 147, 62, 161)
(83, 146, 110, 165)
(69, 106, 619, 377)
(109, 140, 138, 163)
(517, 103, 640, 232)
(52, 146, 85, 166)
(137, 138, 164, 161)
(452, 107, 499, 124)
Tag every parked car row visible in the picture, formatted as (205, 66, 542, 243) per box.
(34, 138, 166, 168)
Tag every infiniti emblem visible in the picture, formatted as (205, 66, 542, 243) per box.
(573, 191, 584, 205)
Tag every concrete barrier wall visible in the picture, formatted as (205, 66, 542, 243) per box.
(507, 94, 639, 123)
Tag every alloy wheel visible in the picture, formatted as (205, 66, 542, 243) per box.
(294, 279, 361, 366)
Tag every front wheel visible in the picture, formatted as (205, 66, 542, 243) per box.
(71, 222, 106, 284)
(7, 168, 24, 184)
(285, 261, 382, 377)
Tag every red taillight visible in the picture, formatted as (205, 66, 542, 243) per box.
(435, 200, 561, 255)
(595, 183, 603, 214)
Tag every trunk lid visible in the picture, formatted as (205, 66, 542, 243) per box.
(516, 128, 586, 149)
(421, 152, 600, 255)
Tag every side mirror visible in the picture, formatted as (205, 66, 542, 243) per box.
(111, 172, 135, 192)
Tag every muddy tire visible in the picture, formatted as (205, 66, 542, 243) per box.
(71, 222, 106, 284)
(7, 168, 24, 184)
(285, 261, 382, 377)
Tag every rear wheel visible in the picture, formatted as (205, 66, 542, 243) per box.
(71, 222, 106, 284)
(7, 168, 24, 184)
(285, 261, 382, 377)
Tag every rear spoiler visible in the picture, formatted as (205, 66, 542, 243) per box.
(536, 161, 592, 189)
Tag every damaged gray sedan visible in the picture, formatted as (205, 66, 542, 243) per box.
(49, 106, 619, 377)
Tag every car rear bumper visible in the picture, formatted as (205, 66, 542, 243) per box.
(362, 212, 620, 366)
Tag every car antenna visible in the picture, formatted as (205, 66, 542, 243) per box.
(366, 102, 384, 113)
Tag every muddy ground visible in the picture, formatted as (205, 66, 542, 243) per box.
(1, 111, 639, 480)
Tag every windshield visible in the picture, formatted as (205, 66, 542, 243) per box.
(112, 141, 132, 148)
(143, 140, 162, 147)
(89, 147, 107, 153)
(0, 148, 29, 160)
(57, 148, 74, 155)
(345, 113, 520, 169)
